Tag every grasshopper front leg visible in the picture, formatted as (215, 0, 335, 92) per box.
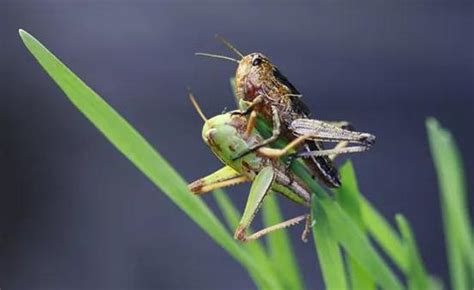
(234, 166, 309, 242)
(233, 104, 282, 160)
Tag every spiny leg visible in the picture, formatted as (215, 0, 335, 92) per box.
(297, 144, 371, 159)
(241, 214, 309, 242)
(234, 167, 310, 242)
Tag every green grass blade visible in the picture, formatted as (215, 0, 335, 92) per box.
(334, 162, 364, 229)
(19, 29, 280, 290)
(427, 118, 474, 290)
(396, 214, 429, 290)
(213, 189, 280, 290)
(317, 196, 404, 290)
(262, 194, 305, 290)
(311, 195, 349, 290)
(337, 162, 407, 272)
(359, 195, 407, 271)
(285, 156, 403, 289)
(335, 163, 376, 290)
(348, 257, 376, 290)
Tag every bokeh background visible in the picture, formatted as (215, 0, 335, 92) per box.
(1, 0, 473, 289)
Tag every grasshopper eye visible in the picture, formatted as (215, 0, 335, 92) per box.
(252, 57, 262, 66)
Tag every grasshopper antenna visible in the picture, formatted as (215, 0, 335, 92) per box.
(215, 34, 244, 59)
(195, 52, 240, 64)
(188, 89, 208, 122)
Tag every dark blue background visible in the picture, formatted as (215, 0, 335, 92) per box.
(1, 1, 473, 289)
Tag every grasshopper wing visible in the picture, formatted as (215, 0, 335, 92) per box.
(289, 119, 375, 145)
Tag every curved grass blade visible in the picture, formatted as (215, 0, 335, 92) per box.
(334, 163, 375, 290)
(334, 162, 364, 229)
(427, 118, 474, 290)
(315, 196, 404, 290)
(348, 258, 376, 290)
(19, 29, 279, 290)
(262, 194, 305, 290)
(396, 214, 429, 290)
(311, 195, 349, 290)
(336, 162, 407, 272)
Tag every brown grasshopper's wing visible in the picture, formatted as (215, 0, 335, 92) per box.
(271, 68, 340, 187)
(304, 141, 341, 188)
(289, 119, 376, 145)
(271, 67, 311, 117)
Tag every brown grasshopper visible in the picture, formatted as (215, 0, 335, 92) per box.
(196, 38, 375, 188)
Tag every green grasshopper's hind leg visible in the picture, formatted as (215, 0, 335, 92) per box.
(243, 214, 309, 242)
(235, 166, 309, 242)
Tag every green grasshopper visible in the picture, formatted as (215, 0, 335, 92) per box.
(196, 37, 375, 188)
(187, 93, 373, 242)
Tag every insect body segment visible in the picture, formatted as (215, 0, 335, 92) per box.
(188, 95, 376, 242)
(192, 38, 377, 242)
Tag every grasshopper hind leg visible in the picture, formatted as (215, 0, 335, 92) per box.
(234, 166, 311, 242)
(237, 214, 309, 242)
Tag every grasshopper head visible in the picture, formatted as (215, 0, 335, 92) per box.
(202, 112, 261, 172)
(235, 53, 273, 101)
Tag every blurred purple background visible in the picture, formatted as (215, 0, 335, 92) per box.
(1, 0, 473, 289)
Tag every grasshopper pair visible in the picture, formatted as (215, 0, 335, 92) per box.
(190, 38, 376, 242)
(197, 37, 375, 188)
(188, 93, 375, 242)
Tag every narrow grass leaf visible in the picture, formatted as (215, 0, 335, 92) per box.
(312, 195, 349, 290)
(262, 194, 305, 290)
(337, 162, 407, 272)
(317, 196, 404, 290)
(334, 162, 364, 229)
(358, 195, 407, 271)
(19, 29, 280, 290)
(427, 118, 474, 290)
(395, 214, 429, 290)
(348, 257, 376, 290)
(335, 163, 376, 290)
